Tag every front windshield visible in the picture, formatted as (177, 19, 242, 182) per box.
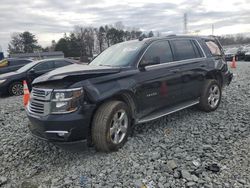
(89, 41, 144, 67)
(17, 62, 36, 72)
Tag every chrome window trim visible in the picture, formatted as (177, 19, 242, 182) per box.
(145, 57, 206, 71)
(45, 131, 69, 134)
(136, 38, 207, 69)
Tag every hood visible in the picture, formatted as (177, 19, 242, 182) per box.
(33, 64, 121, 84)
(0, 71, 19, 79)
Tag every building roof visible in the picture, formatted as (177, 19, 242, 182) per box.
(10, 51, 64, 58)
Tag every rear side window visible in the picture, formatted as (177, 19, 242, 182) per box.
(171, 39, 202, 61)
(205, 40, 222, 56)
(34, 61, 54, 71)
(140, 41, 173, 65)
(8, 60, 19, 66)
(54, 60, 71, 68)
(8, 59, 31, 66)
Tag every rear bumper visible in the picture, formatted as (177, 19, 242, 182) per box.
(27, 104, 96, 143)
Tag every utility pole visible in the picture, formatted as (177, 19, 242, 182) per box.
(212, 24, 214, 35)
(184, 13, 188, 34)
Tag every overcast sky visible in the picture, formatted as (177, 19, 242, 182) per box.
(1, 0, 250, 54)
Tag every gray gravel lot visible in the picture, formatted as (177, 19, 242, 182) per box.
(0, 61, 250, 188)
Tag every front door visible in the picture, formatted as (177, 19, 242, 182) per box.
(135, 40, 183, 118)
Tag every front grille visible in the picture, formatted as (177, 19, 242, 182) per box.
(28, 88, 53, 116)
(29, 101, 44, 114)
(32, 88, 46, 98)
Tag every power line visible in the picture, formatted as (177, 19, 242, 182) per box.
(184, 13, 188, 34)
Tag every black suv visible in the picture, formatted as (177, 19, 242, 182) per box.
(26, 36, 233, 152)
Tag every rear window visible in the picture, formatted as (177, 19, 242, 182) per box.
(54, 60, 71, 68)
(34, 61, 54, 71)
(205, 40, 222, 56)
(171, 39, 202, 61)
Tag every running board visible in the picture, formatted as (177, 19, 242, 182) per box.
(137, 99, 199, 124)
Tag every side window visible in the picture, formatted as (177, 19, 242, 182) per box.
(205, 40, 222, 56)
(191, 40, 204, 58)
(19, 60, 31, 65)
(140, 41, 173, 66)
(34, 61, 54, 71)
(54, 60, 71, 68)
(171, 39, 200, 61)
(8, 60, 18, 66)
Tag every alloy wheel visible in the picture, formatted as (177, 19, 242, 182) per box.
(11, 83, 23, 96)
(208, 84, 220, 108)
(110, 109, 128, 144)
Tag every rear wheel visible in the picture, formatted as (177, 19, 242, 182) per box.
(198, 79, 221, 112)
(92, 101, 131, 152)
(9, 82, 23, 96)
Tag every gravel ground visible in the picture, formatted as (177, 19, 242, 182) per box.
(0, 61, 249, 188)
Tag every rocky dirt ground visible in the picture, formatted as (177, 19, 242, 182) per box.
(0, 62, 249, 188)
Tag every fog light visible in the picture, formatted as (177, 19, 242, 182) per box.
(58, 132, 66, 137)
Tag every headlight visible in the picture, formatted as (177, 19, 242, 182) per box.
(50, 88, 83, 114)
(0, 79, 6, 84)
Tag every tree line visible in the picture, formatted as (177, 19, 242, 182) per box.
(8, 24, 154, 62)
(8, 24, 250, 61)
(218, 34, 250, 46)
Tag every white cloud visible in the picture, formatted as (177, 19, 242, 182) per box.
(0, 0, 250, 55)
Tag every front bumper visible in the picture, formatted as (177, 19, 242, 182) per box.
(223, 71, 233, 86)
(0, 82, 9, 96)
(27, 104, 96, 143)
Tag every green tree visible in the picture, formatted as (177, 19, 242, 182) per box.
(21, 31, 39, 53)
(98, 26, 106, 52)
(8, 33, 23, 53)
(55, 38, 70, 57)
(8, 31, 40, 54)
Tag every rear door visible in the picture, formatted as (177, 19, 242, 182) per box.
(170, 39, 207, 101)
(135, 40, 183, 117)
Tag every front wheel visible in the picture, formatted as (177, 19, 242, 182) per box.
(9, 82, 23, 96)
(92, 101, 131, 152)
(198, 79, 221, 112)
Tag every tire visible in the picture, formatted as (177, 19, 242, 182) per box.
(92, 101, 131, 152)
(8, 82, 23, 96)
(198, 79, 221, 112)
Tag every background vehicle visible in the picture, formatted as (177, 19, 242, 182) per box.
(0, 58, 75, 96)
(244, 47, 250, 61)
(0, 59, 8, 68)
(26, 36, 232, 152)
(0, 58, 33, 75)
(224, 48, 238, 61)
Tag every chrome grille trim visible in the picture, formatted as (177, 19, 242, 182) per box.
(28, 88, 53, 116)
